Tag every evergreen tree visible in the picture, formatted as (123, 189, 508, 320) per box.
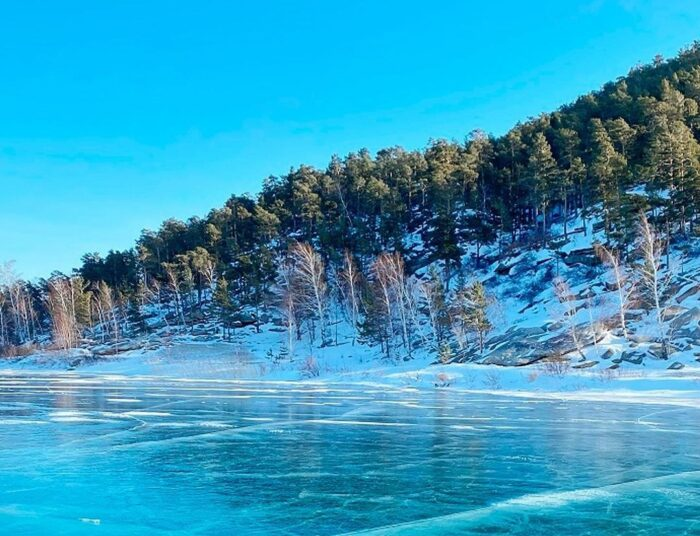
(213, 276, 235, 340)
(589, 118, 629, 242)
(525, 132, 558, 241)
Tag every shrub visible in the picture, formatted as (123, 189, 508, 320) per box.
(300, 356, 320, 378)
(538, 357, 571, 377)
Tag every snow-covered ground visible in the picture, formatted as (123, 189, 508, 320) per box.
(3, 338, 699, 411)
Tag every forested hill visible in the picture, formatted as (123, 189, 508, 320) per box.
(96, 42, 700, 289)
(2, 43, 700, 358)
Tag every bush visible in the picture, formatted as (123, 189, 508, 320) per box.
(537, 357, 571, 377)
(300, 356, 320, 378)
(0, 343, 38, 359)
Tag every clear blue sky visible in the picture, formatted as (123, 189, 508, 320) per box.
(2, 0, 700, 279)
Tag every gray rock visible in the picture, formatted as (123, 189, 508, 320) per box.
(561, 248, 599, 267)
(668, 361, 685, 370)
(648, 343, 669, 360)
(479, 324, 600, 366)
(676, 326, 700, 341)
(676, 284, 700, 304)
(665, 305, 689, 319)
(620, 351, 644, 365)
(670, 307, 700, 331)
(601, 348, 615, 360)
(628, 334, 654, 344)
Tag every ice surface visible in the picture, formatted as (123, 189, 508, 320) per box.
(0, 373, 699, 535)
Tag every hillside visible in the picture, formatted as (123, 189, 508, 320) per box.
(2, 43, 700, 380)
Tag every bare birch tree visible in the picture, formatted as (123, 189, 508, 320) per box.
(552, 277, 586, 360)
(163, 262, 187, 326)
(418, 266, 449, 350)
(635, 213, 672, 357)
(0, 292, 7, 348)
(337, 250, 363, 340)
(371, 252, 418, 358)
(289, 242, 328, 345)
(0, 262, 37, 345)
(46, 277, 89, 351)
(595, 243, 636, 338)
(277, 256, 299, 358)
(93, 281, 120, 344)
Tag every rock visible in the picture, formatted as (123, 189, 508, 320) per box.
(665, 305, 689, 319)
(668, 361, 685, 370)
(190, 310, 206, 322)
(495, 262, 513, 275)
(669, 307, 700, 331)
(231, 312, 257, 328)
(648, 343, 669, 359)
(561, 248, 599, 267)
(92, 340, 144, 356)
(676, 284, 700, 304)
(572, 360, 598, 369)
(146, 318, 168, 330)
(479, 324, 600, 366)
(481, 345, 541, 366)
(191, 326, 216, 336)
(676, 326, 700, 341)
(604, 281, 620, 292)
(620, 351, 644, 365)
(628, 334, 654, 344)
(505, 325, 547, 336)
(601, 348, 615, 360)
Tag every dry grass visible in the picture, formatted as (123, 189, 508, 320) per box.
(596, 367, 621, 382)
(0, 343, 39, 359)
(483, 371, 502, 390)
(537, 357, 572, 377)
(300, 356, 320, 378)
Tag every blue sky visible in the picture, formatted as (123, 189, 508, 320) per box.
(2, 0, 700, 279)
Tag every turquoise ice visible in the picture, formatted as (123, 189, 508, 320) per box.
(0, 373, 698, 535)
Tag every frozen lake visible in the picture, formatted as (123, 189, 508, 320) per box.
(0, 373, 699, 535)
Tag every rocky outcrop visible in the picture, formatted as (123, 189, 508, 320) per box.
(474, 324, 603, 366)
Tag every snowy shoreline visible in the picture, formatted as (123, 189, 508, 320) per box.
(3, 340, 700, 409)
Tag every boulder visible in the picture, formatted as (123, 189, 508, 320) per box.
(561, 248, 599, 267)
(572, 360, 598, 369)
(676, 284, 700, 304)
(620, 351, 644, 365)
(479, 324, 600, 366)
(677, 326, 700, 341)
(601, 348, 615, 360)
(669, 307, 700, 331)
(231, 312, 257, 328)
(628, 334, 654, 344)
(648, 343, 669, 359)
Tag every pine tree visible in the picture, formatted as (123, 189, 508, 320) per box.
(213, 276, 235, 340)
(525, 132, 558, 241)
(451, 281, 492, 356)
(589, 118, 629, 242)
